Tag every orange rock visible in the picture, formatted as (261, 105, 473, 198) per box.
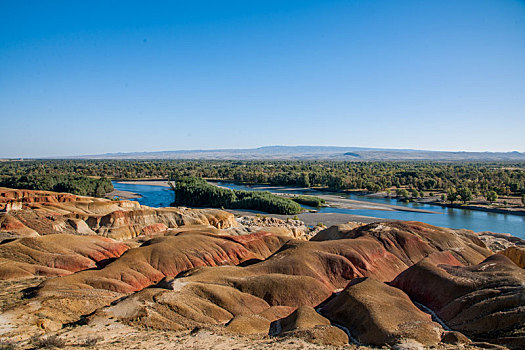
(499, 246, 525, 268)
(0, 234, 129, 280)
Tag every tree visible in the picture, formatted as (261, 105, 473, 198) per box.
(446, 188, 457, 204)
(486, 190, 498, 203)
(522, 194, 525, 206)
(396, 189, 409, 198)
(457, 187, 472, 204)
(423, 178, 437, 189)
(411, 189, 419, 198)
(298, 173, 310, 187)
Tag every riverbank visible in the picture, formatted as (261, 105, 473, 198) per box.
(211, 181, 439, 214)
(105, 189, 142, 200)
(296, 193, 439, 214)
(228, 209, 388, 227)
(427, 202, 525, 216)
(359, 191, 525, 217)
(211, 181, 525, 217)
(115, 179, 525, 216)
(110, 180, 525, 238)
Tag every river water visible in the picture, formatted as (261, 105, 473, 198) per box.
(112, 181, 525, 239)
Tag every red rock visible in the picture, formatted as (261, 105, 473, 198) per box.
(0, 234, 129, 279)
(141, 223, 168, 235)
(38, 231, 289, 294)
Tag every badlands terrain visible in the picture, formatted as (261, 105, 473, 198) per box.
(0, 187, 524, 349)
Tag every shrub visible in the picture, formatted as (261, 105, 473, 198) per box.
(486, 190, 498, 203)
(30, 335, 66, 348)
(79, 336, 102, 347)
(0, 340, 15, 350)
(396, 189, 409, 198)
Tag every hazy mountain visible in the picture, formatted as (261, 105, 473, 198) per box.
(65, 146, 525, 161)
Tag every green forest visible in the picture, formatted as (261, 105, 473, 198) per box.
(1, 159, 524, 202)
(0, 172, 113, 197)
(171, 176, 301, 214)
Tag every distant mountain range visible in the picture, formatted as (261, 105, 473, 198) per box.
(65, 146, 525, 161)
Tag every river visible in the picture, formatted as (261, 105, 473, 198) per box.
(112, 181, 525, 239)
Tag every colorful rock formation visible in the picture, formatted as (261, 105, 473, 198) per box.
(0, 187, 523, 349)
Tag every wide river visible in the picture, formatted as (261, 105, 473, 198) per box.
(112, 181, 525, 239)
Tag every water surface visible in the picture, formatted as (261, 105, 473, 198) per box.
(112, 181, 173, 208)
(217, 182, 525, 239)
(112, 181, 525, 239)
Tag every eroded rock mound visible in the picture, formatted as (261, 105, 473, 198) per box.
(79, 221, 493, 341)
(0, 234, 129, 280)
(312, 221, 491, 266)
(39, 230, 288, 295)
(232, 216, 312, 239)
(0, 187, 238, 241)
(321, 277, 443, 346)
(499, 246, 525, 268)
(476, 230, 525, 251)
(270, 305, 349, 346)
(1, 215, 518, 349)
(0, 187, 81, 210)
(392, 254, 525, 349)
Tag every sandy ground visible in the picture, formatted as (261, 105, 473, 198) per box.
(229, 210, 389, 227)
(305, 194, 438, 214)
(37, 324, 362, 350)
(211, 182, 439, 214)
(105, 189, 142, 200)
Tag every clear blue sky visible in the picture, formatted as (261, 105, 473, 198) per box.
(1, 0, 524, 157)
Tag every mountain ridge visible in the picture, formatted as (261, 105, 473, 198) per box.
(51, 145, 525, 161)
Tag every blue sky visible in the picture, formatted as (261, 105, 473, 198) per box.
(1, 0, 524, 157)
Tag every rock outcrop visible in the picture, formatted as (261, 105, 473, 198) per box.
(39, 230, 288, 293)
(274, 306, 349, 346)
(475, 230, 525, 251)
(31, 221, 491, 339)
(232, 216, 312, 239)
(321, 277, 443, 346)
(392, 254, 525, 349)
(0, 189, 522, 350)
(0, 234, 129, 279)
(499, 246, 525, 268)
(0, 187, 238, 241)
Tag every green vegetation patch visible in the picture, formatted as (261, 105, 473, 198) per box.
(0, 174, 113, 197)
(1, 159, 524, 204)
(291, 195, 326, 207)
(171, 176, 301, 215)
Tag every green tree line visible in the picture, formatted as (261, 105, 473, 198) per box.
(1, 160, 524, 201)
(0, 174, 113, 197)
(171, 176, 301, 214)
